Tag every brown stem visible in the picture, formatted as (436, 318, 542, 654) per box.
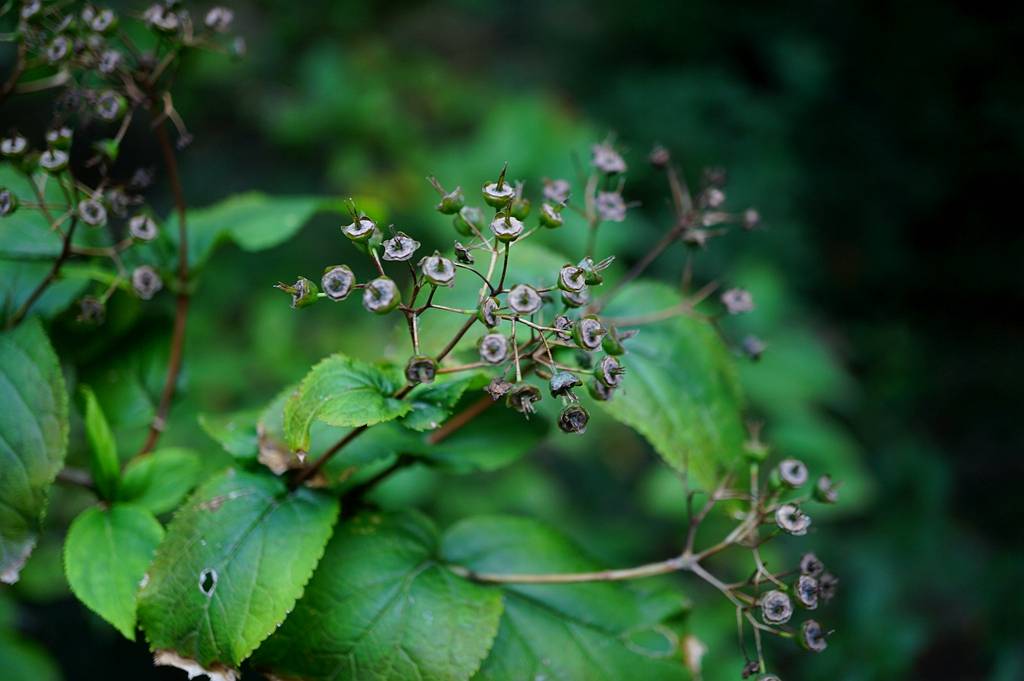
(55, 466, 95, 491)
(593, 221, 688, 312)
(6, 216, 79, 329)
(449, 554, 695, 584)
(427, 394, 494, 445)
(137, 122, 190, 456)
(291, 424, 370, 487)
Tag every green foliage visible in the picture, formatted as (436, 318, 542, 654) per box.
(401, 372, 488, 432)
(598, 281, 746, 488)
(0, 631, 61, 681)
(252, 511, 503, 681)
(119, 448, 202, 515)
(137, 468, 338, 669)
(283, 354, 411, 452)
(0, 318, 68, 584)
(79, 386, 120, 500)
(63, 504, 164, 639)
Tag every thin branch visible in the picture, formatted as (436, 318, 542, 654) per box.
(427, 394, 493, 445)
(449, 554, 694, 584)
(6, 216, 79, 329)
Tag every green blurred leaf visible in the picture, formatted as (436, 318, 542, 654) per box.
(284, 355, 410, 452)
(441, 516, 689, 681)
(401, 371, 488, 432)
(137, 468, 338, 669)
(0, 318, 68, 584)
(63, 504, 164, 639)
(252, 511, 503, 681)
(599, 281, 746, 489)
(0, 259, 88, 325)
(0, 166, 63, 260)
(198, 410, 260, 463)
(119, 448, 202, 515)
(79, 385, 120, 500)
(0, 632, 61, 681)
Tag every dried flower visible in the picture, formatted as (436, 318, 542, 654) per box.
(485, 377, 513, 400)
(205, 7, 234, 32)
(800, 553, 825, 578)
(362, 277, 400, 314)
(721, 288, 755, 314)
(132, 266, 163, 300)
(405, 355, 437, 385)
(741, 334, 767, 361)
(478, 297, 500, 328)
(549, 372, 582, 398)
(557, 264, 587, 293)
(592, 142, 627, 174)
(759, 590, 793, 625)
(598, 355, 625, 388)
(419, 251, 456, 287)
(817, 572, 838, 603)
(490, 214, 524, 242)
(342, 215, 376, 242)
(799, 620, 828, 653)
(595, 191, 627, 222)
(321, 266, 355, 301)
(479, 334, 509, 365)
(777, 458, 809, 488)
(129, 214, 158, 241)
(558, 404, 590, 434)
(1, 134, 28, 158)
(507, 383, 542, 415)
(574, 316, 605, 351)
(382, 232, 420, 262)
(543, 178, 571, 203)
(78, 199, 107, 227)
(776, 503, 812, 536)
(508, 284, 542, 315)
(814, 474, 839, 504)
(796, 575, 819, 610)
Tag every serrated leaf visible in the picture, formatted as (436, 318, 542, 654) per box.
(252, 511, 503, 681)
(119, 448, 201, 515)
(441, 516, 689, 681)
(0, 318, 68, 584)
(600, 281, 746, 488)
(165, 192, 334, 269)
(79, 385, 120, 500)
(401, 372, 489, 432)
(284, 355, 410, 453)
(63, 504, 164, 639)
(137, 468, 338, 669)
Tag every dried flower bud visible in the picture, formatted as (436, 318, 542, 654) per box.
(704, 187, 726, 208)
(799, 620, 828, 653)
(756, 675, 781, 681)
(96, 91, 127, 122)
(99, 50, 122, 74)
(543, 178, 571, 204)
(0, 189, 17, 217)
(549, 372, 582, 398)
(490, 214, 524, 242)
(539, 202, 564, 229)
(817, 572, 838, 603)
(91, 8, 117, 33)
(508, 284, 542, 315)
(776, 458, 808, 488)
(573, 316, 605, 351)
(553, 315, 572, 340)
(814, 474, 839, 504)
(21, 0, 42, 20)
(561, 289, 589, 308)
(557, 264, 587, 293)
(598, 355, 625, 388)
(721, 288, 754, 314)
(478, 333, 509, 364)
(485, 377, 513, 400)
(129, 214, 158, 241)
(482, 179, 516, 208)
(506, 383, 542, 415)
(453, 241, 474, 264)
(47, 37, 71, 64)
(405, 355, 437, 385)
(45, 127, 73, 150)
(362, 276, 400, 314)
(743, 208, 761, 231)
(420, 251, 457, 287)
(741, 334, 767, 361)
(742, 661, 760, 679)
(682, 228, 711, 249)
(132, 266, 163, 300)
(759, 590, 793, 625)
(144, 4, 179, 32)
(558, 404, 590, 434)
(382, 231, 420, 262)
(321, 265, 355, 301)
(453, 206, 485, 236)
(478, 297, 500, 328)
(648, 145, 671, 168)
(342, 215, 376, 242)
(205, 6, 234, 32)
(1, 134, 28, 158)
(578, 255, 615, 285)
(77, 296, 105, 325)
(795, 575, 819, 610)
(595, 191, 627, 222)
(592, 142, 627, 174)
(775, 503, 811, 536)
(78, 199, 107, 227)
(39, 149, 69, 174)
(800, 553, 825, 578)
(588, 378, 615, 401)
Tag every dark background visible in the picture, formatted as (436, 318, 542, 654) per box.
(2, 1, 1022, 679)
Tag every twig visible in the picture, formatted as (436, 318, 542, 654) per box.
(6, 215, 79, 329)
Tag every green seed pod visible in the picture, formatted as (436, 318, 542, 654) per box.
(93, 138, 119, 163)
(549, 372, 582, 398)
(342, 215, 377, 242)
(557, 264, 587, 293)
(405, 355, 437, 385)
(482, 180, 516, 208)
(39, 149, 69, 174)
(382, 231, 420, 262)
(453, 206, 485, 236)
(539, 202, 564, 229)
(1, 134, 28, 158)
(437, 187, 465, 215)
(799, 620, 828, 653)
(602, 327, 625, 355)
(490, 213, 524, 242)
(96, 91, 127, 122)
(478, 297, 500, 328)
(597, 355, 625, 388)
(129, 214, 158, 241)
(573, 316, 605, 351)
(587, 378, 614, 401)
(506, 383, 542, 415)
(419, 251, 457, 287)
(362, 276, 400, 314)
(509, 195, 531, 220)
(759, 590, 793, 625)
(321, 265, 355, 301)
(507, 284, 542, 315)
(814, 474, 839, 504)
(478, 333, 509, 364)
(0, 189, 18, 218)
(558, 404, 590, 434)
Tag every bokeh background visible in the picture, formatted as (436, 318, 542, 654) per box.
(2, 1, 1022, 679)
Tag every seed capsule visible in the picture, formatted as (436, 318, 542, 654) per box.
(382, 231, 420, 262)
(132, 266, 163, 300)
(482, 180, 516, 208)
(553, 315, 573, 341)
(561, 289, 589, 308)
(453, 241, 474, 264)
(478, 333, 509, 364)
(46, 37, 70, 64)
(795, 575, 819, 610)
(436, 186, 465, 215)
(506, 383, 542, 415)
(78, 200, 108, 227)
(507, 284, 542, 315)
(573, 316, 606, 351)
(91, 8, 117, 33)
(588, 378, 615, 401)
(549, 372, 582, 398)
(1, 134, 28, 158)
(0, 189, 18, 217)
(96, 91, 127, 122)
(775, 503, 811, 536)
(275, 277, 319, 309)
(490, 214, 524, 242)
(543, 178, 571, 204)
(799, 620, 828, 653)
(129, 214, 159, 241)
(342, 215, 376, 242)
(776, 458, 808, 488)
(453, 206, 485, 236)
(817, 572, 838, 603)
(759, 590, 793, 625)
(595, 191, 627, 222)
(799, 552, 825, 578)
(205, 6, 234, 32)
(99, 50, 123, 74)
(321, 265, 355, 301)
(814, 474, 839, 504)
(39, 149, 69, 174)
(509, 194, 531, 220)
(419, 251, 457, 287)
(405, 355, 437, 385)
(558, 404, 590, 434)
(362, 276, 400, 314)
(557, 264, 587, 293)
(721, 287, 755, 314)
(539, 202, 564, 229)
(598, 355, 625, 388)
(592, 142, 627, 174)
(478, 297, 500, 328)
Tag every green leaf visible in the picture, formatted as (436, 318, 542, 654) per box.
(283, 354, 411, 453)
(0, 259, 89, 325)
(0, 166, 63, 260)
(252, 511, 503, 681)
(63, 504, 164, 640)
(401, 371, 489, 432)
(441, 516, 689, 681)
(0, 633, 61, 681)
(198, 410, 260, 463)
(79, 385, 120, 500)
(119, 448, 202, 515)
(599, 281, 746, 489)
(0, 318, 68, 584)
(165, 192, 334, 269)
(137, 468, 338, 670)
